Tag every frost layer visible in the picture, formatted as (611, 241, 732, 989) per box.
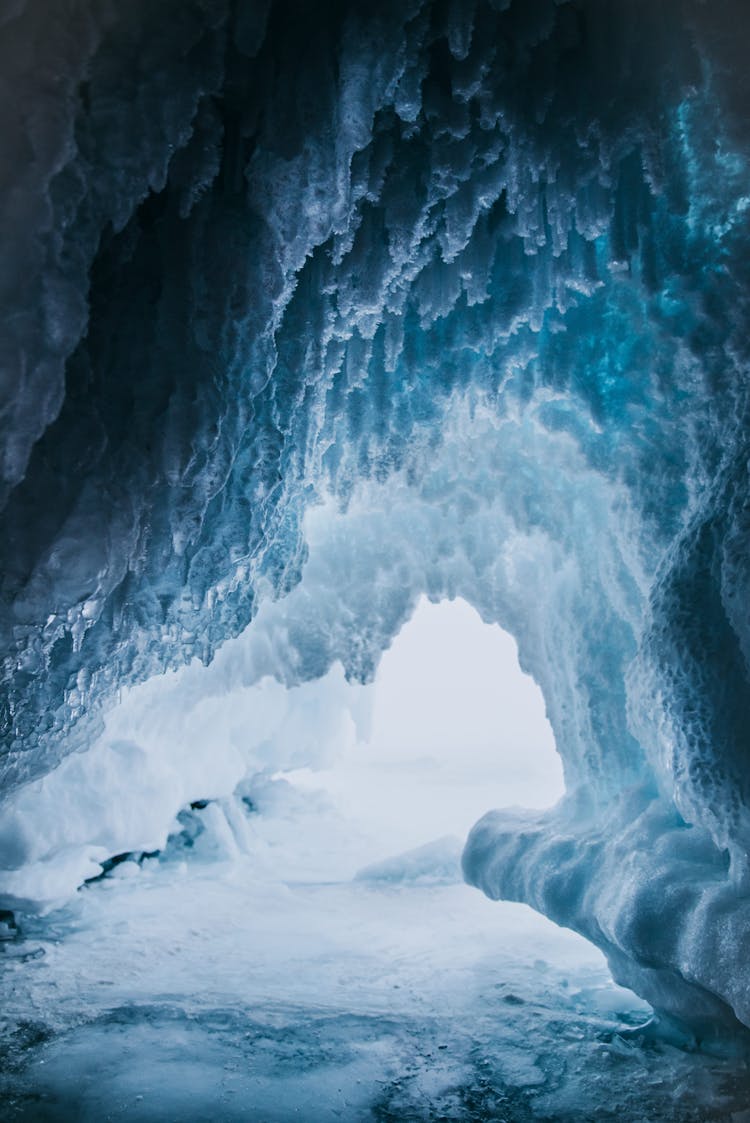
(2, 0, 750, 1030)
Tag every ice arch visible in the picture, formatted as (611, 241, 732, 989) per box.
(2, 0, 750, 1034)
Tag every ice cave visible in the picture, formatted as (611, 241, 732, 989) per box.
(3, 0, 750, 1118)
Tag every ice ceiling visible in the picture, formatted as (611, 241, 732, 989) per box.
(2, 0, 750, 1034)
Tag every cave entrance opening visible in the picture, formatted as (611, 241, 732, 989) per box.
(2, 595, 650, 1119)
(273, 594, 564, 881)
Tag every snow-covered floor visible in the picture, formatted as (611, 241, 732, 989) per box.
(3, 600, 750, 1120)
(3, 788, 750, 1122)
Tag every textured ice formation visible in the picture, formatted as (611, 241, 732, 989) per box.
(3, 0, 750, 1032)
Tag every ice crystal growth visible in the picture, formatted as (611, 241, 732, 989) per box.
(2, 0, 750, 1034)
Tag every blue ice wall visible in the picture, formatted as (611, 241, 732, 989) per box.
(2, 0, 750, 1029)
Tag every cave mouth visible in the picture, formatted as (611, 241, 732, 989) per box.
(0, 592, 564, 901)
(278, 594, 565, 880)
(1, 596, 667, 1121)
(2, 599, 747, 1120)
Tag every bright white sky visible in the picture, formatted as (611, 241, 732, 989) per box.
(369, 595, 558, 767)
(287, 596, 564, 867)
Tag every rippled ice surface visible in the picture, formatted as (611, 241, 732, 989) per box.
(3, 850, 750, 1123)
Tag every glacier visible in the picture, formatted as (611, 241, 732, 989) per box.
(2, 0, 750, 1049)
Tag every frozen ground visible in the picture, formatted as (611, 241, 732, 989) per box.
(3, 849, 750, 1122)
(2, 602, 750, 1120)
(4, 749, 750, 1123)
